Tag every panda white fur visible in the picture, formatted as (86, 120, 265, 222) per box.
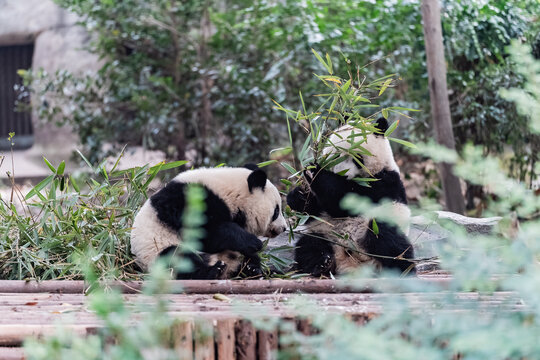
(286, 118, 414, 276)
(131, 165, 287, 279)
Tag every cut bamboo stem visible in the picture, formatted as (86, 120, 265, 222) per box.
(0, 277, 451, 294)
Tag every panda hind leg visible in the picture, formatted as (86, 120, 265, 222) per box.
(294, 233, 336, 277)
(159, 246, 227, 280)
(363, 221, 416, 275)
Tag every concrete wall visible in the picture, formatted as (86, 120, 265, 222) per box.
(0, 0, 100, 177)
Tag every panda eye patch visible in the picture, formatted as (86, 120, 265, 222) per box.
(271, 205, 280, 221)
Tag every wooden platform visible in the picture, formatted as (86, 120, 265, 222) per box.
(0, 276, 524, 359)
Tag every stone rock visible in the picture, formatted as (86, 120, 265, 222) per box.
(434, 210, 502, 234)
(0, 0, 101, 153)
(0, 0, 76, 46)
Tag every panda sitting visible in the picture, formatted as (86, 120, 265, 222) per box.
(130, 165, 287, 279)
(287, 118, 415, 276)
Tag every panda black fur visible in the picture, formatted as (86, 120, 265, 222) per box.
(130, 165, 287, 279)
(287, 118, 415, 276)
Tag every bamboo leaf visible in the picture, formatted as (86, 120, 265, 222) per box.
(281, 162, 297, 174)
(299, 136, 312, 165)
(76, 149, 94, 171)
(280, 179, 292, 186)
(149, 160, 187, 174)
(353, 95, 371, 103)
(341, 78, 351, 93)
(42, 157, 56, 173)
(70, 175, 80, 193)
(387, 106, 420, 112)
(257, 160, 278, 168)
(299, 90, 307, 115)
(378, 78, 393, 96)
(269, 147, 292, 156)
(389, 137, 417, 148)
(372, 219, 379, 235)
(25, 175, 54, 200)
(384, 120, 399, 137)
(325, 52, 333, 75)
(312, 48, 332, 73)
(56, 161, 66, 176)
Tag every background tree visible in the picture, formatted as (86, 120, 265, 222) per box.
(421, 0, 465, 214)
(22, 0, 539, 202)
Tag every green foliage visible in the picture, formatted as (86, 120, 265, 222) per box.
(432, 1, 539, 183)
(19, 0, 539, 183)
(500, 41, 540, 134)
(0, 153, 186, 281)
(274, 51, 413, 175)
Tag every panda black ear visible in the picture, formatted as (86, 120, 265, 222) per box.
(243, 163, 259, 171)
(247, 168, 267, 193)
(374, 117, 389, 135)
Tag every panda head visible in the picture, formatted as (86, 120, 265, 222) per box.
(175, 165, 287, 238)
(323, 117, 399, 179)
(240, 164, 287, 237)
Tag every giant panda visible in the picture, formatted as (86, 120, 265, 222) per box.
(130, 165, 287, 279)
(287, 118, 415, 276)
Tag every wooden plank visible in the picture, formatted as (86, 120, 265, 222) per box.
(258, 328, 278, 360)
(235, 320, 256, 360)
(215, 319, 236, 359)
(0, 347, 25, 360)
(0, 325, 94, 346)
(194, 320, 215, 360)
(172, 320, 193, 360)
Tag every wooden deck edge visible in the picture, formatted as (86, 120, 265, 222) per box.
(0, 325, 95, 347)
(0, 347, 25, 360)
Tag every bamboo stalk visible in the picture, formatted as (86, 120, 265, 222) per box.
(0, 277, 452, 294)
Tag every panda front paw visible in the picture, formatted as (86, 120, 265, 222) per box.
(286, 186, 308, 212)
(239, 236, 263, 255)
(207, 260, 227, 279)
(238, 255, 263, 278)
(243, 262, 263, 278)
(312, 253, 335, 277)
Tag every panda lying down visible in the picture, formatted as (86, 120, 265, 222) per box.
(287, 118, 416, 276)
(130, 165, 287, 279)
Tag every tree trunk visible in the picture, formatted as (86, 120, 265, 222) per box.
(197, 7, 213, 164)
(421, 0, 465, 214)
